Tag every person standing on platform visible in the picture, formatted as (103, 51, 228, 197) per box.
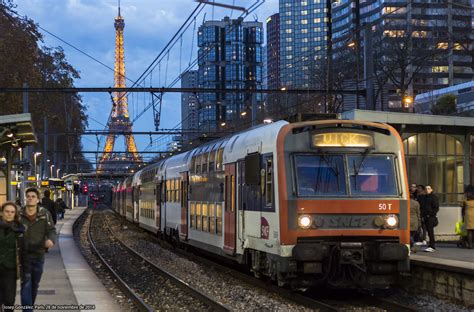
(409, 198, 421, 251)
(41, 190, 57, 225)
(20, 188, 57, 312)
(410, 183, 418, 200)
(0, 202, 28, 312)
(462, 185, 474, 249)
(421, 185, 439, 252)
(416, 185, 428, 245)
(55, 198, 67, 220)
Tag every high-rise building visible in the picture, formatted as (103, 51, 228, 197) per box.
(181, 70, 199, 146)
(197, 17, 263, 130)
(331, 0, 473, 110)
(266, 13, 280, 89)
(279, 0, 329, 88)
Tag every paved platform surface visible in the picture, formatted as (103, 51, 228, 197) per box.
(15, 206, 121, 311)
(411, 243, 474, 274)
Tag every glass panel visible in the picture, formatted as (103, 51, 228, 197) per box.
(209, 203, 215, 233)
(456, 157, 464, 194)
(427, 157, 438, 194)
(196, 202, 202, 230)
(294, 155, 347, 196)
(403, 138, 408, 155)
(455, 140, 463, 155)
(436, 134, 446, 155)
(408, 135, 417, 155)
(407, 157, 418, 186)
(418, 133, 427, 155)
(190, 202, 195, 228)
(436, 157, 445, 195)
(446, 156, 456, 197)
(447, 136, 456, 155)
(216, 203, 222, 235)
(216, 148, 224, 171)
(427, 133, 436, 156)
(202, 203, 208, 232)
(348, 155, 398, 196)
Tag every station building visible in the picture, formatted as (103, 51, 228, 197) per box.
(342, 109, 474, 239)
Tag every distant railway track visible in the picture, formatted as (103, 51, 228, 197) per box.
(104, 207, 417, 312)
(88, 207, 230, 311)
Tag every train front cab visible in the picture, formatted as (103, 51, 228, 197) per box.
(276, 120, 410, 289)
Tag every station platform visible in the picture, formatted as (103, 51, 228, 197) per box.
(15, 206, 120, 311)
(410, 243, 474, 274)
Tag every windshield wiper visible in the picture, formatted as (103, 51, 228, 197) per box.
(352, 151, 370, 190)
(320, 153, 339, 177)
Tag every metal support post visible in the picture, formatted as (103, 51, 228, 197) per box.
(363, 26, 375, 110)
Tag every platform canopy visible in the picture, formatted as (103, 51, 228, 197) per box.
(0, 113, 37, 148)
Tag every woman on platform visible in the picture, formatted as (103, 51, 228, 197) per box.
(0, 202, 28, 312)
(462, 185, 474, 249)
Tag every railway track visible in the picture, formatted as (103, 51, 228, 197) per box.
(104, 208, 418, 311)
(88, 207, 230, 311)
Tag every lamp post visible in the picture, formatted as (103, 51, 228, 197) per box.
(50, 164, 55, 178)
(34, 152, 41, 185)
(56, 168, 61, 178)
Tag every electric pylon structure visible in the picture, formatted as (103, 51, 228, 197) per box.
(98, 4, 142, 172)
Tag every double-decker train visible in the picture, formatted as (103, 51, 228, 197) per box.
(112, 119, 410, 288)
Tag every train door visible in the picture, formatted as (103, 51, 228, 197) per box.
(155, 182, 161, 232)
(180, 172, 189, 241)
(241, 153, 263, 238)
(224, 163, 236, 254)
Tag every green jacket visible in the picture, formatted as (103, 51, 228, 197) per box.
(0, 220, 29, 279)
(20, 206, 57, 259)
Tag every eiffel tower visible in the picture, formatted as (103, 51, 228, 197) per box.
(98, 3, 141, 172)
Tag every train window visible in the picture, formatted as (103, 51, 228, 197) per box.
(176, 179, 180, 202)
(209, 203, 215, 233)
(202, 203, 208, 232)
(196, 202, 202, 230)
(209, 151, 216, 172)
(294, 155, 347, 196)
(265, 158, 273, 206)
(216, 203, 222, 236)
(191, 156, 196, 174)
(190, 202, 195, 228)
(216, 148, 224, 171)
(348, 155, 397, 196)
(166, 180, 170, 202)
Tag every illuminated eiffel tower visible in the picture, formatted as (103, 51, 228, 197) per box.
(98, 2, 141, 172)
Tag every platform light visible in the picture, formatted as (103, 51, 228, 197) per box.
(347, 41, 356, 48)
(298, 214, 312, 229)
(220, 122, 226, 127)
(263, 119, 273, 124)
(241, 111, 247, 116)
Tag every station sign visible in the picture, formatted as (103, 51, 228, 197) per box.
(10, 181, 18, 186)
(27, 176, 36, 181)
(312, 132, 374, 148)
(41, 181, 49, 186)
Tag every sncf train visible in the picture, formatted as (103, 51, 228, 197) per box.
(112, 120, 410, 288)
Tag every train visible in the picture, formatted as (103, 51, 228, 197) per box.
(111, 119, 410, 289)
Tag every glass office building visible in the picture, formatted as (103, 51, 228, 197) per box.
(279, 0, 329, 88)
(197, 17, 263, 130)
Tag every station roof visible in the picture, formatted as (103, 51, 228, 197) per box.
(0, 113, 37, 148)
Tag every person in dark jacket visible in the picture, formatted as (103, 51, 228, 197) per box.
(409, 198, 422, 251)
(41, 190, 57, 225)
(419, 185, 439, 252)
(55, 198, 67, 220)
(20, 188, 57, 312)
(0, 202, 28, 312)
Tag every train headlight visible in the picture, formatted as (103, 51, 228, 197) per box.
(298, 215, 312, 229)
(384, 214, 399, 229)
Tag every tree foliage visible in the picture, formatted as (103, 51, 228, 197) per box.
(0, 1, 90, 171)
(431, 94, 457, 115)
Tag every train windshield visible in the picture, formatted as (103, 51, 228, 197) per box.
(348, 155, 397, 196)
(294, 155, 347, 196)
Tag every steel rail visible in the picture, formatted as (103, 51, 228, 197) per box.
(106, 208, 338, 312)
(101, 211, 231, 312)
(87, 210, 154, 312)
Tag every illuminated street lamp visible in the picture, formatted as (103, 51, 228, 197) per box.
(403, 95, 413, 108)
(347, 41, 356, 48)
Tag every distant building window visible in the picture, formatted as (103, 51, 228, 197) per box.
(403, 133, 464, 204)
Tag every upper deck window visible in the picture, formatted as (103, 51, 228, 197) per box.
(348, 155, 397, 196)
(294, 155, 347, 196)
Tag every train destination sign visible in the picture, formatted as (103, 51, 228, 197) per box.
(312, 132, 374, 148)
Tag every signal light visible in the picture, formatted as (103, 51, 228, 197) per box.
(82, 183, 89, 194)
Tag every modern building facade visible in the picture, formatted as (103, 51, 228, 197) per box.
(331, 0, 473, 110)
(266, 13, 280, 89)
(181, 70, 199, 146)
(415, 80, 474, 115)
(197, 17, 263, 130)
(279, 0, 329, 89)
